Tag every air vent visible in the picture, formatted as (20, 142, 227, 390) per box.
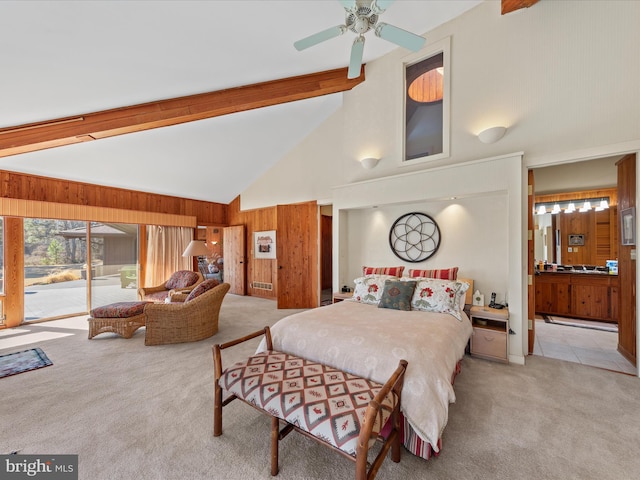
(253, 282, 273, 291)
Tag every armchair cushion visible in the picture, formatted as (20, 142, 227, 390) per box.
(165, 270, 201, 290)
(185, 279, 220, 302)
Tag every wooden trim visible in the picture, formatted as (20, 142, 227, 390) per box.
(0, 68, 364, 158)
(0, 198, 196, 227)
(535, 188, 618, 207)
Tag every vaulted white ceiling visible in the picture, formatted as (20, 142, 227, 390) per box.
(0, 0, 482, 203)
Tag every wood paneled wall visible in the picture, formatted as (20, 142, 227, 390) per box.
(0, 169, 228, 327)
(558, 208, 618, 266)
(616, 154, 636, 364)
(228, 197, 277, 299)
(0, 170, 228, 225)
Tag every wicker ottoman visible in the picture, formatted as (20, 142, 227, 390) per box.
(88, 301, 151, 339)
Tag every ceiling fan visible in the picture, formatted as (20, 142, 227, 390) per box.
(294, 0, 427, 79)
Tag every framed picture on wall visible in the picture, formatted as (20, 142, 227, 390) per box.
(621, 207, 636, 246)
(254, 230, 276, 259)
(568, 234, 585, 246)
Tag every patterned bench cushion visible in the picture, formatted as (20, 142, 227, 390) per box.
(90, 301, 150, 318)
(219, 351, 397, 456)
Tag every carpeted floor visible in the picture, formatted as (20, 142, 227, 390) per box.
(1, 294, 639, 479)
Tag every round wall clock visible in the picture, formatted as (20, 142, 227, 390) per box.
(388, 212, 441, 262)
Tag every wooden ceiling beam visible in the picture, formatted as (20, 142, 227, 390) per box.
(501, 0, 540, 15)
(0, 67, 364, 158)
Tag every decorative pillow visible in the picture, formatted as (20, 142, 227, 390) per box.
(378, 280, 416, 311)
(352, 275, 397, 305)
(362, 266, 405, 277)
(165, 270, 200, 289)
(184, 279, 220, 302)
(407, 267, 458, 280)
(411, 279, 470, 321)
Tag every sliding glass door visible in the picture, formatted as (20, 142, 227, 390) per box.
(23, 220, 139, 322)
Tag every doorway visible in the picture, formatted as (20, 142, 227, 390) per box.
(531, 155, 637, 374)
(320, 205, 333, 306)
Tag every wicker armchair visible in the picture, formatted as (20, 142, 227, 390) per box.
(138, 270, 204, 303)
(144, 282, 230, 346)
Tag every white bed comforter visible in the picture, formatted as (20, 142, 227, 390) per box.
(256, 300, 473, 452)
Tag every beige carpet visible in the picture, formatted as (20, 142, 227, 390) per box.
(1, 294, 639, 480)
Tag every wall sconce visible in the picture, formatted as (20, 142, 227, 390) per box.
(477, 126, 507, 144)
(360, 157, 380, 169)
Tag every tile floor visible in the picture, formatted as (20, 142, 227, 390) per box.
(533, 318, 637, 375)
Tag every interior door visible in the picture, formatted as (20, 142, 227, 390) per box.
(223, 225, 246, 295)
(276, 202, 318, 309)
(528, 169, 536, 354)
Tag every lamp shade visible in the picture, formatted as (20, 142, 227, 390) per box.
(182, 240, 210, 257)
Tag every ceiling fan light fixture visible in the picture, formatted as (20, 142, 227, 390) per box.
(294, 1, 426, 78)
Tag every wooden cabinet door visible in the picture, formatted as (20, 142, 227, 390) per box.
(572, 284, 609, 320)
(534, 274, 571, 315)
(223, 225, 246, 295)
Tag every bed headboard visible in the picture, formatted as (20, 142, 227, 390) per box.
(458, 278, 474, 305)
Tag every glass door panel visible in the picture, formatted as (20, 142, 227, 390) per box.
(24, 219, 88, 321)
(90, 223, 139, 309)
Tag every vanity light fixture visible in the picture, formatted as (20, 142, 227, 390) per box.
(595, 199, 609, 211)
(536, 197, 609, 215)
(477, 126, 507, 144)
(579, 200, 592, 213)
(360, 157, 380, 169)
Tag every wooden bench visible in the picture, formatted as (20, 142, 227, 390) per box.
(212, 326, 408, 480)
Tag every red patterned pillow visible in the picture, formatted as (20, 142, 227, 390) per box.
(408, 267, 458, 280)
(165, 270, 200, 289)
(362, 266, 405, 277)
(184, 279, 220, 302)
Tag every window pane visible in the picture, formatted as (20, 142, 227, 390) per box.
(24, 219, 87, 321)
(90, 223, 139, 309)
(405, 51, 444, 161)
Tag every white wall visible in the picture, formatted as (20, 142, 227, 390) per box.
(344, 196, 509, 301)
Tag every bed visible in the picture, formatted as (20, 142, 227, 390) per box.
(256, 274, 473, 460)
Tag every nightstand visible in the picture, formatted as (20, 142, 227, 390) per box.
(332, 291, 353, 303)
(469, 305, 509, 363)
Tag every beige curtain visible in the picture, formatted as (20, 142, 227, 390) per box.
(145, 226, 192, 286)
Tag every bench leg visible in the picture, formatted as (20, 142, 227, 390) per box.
(213, 382, 223, 437)
(270, 416, 279, 476)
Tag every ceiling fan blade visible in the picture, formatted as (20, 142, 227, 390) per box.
(372, 0, 395, 13)
(294, 25, 347, 51)
(347, 36, 365, 79)
(375, 22, 426, 51)
(339, 0, 356, 10)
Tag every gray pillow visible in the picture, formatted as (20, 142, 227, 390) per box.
(378, 280, 416, 311)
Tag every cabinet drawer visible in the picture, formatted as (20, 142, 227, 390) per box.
(471, 327, 507, 362)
